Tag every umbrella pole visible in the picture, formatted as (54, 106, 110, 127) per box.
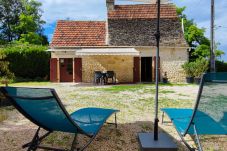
(138, 1, 177, 150)
(154, 0, 161, 141)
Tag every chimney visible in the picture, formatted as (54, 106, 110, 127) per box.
(106, 0, 115, 11)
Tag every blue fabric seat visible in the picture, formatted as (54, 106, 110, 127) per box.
(161, 108, 193, 134)
(161, 72, 227, 151)
(0, 87, 119, 151)
(70, 108, 118, 135)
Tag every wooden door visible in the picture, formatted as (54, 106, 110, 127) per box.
(74, 58, 82, 82)
(133, 57, 140, 83)
(50, 58, 58, 82)
(152, 56, 160, 82)
(60, 58, 73, 82)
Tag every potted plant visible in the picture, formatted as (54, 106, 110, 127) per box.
(193, 58, 209, 84)
(162, 72, 168, 84)
(182, 62, 195, 83)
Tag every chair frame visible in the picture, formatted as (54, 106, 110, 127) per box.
(0, 87, 118, 151)
(161, 73, 227, 151)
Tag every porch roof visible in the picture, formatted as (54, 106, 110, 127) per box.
(47, 48, 140, 56)
(76, 48, 139, 56)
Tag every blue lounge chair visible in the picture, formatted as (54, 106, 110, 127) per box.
(0, 87, 119, 151)
(161, 72, 227, 151)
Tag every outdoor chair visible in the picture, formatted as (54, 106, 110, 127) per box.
(105, 71, 116, 84)
(161, 72, 227, 151)
(94, 71, 104, 85)
(0, 87, 119, 151)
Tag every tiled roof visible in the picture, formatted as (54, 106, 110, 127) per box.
(108, 4, 178, 19)
(51, 21, 106, 47)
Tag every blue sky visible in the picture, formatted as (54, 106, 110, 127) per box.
(38, 0, 227, 61)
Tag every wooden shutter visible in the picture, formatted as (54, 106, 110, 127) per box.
(133, 57, 140, 83)
(74, 58, 82, 82)
(50, 58, 58, 82)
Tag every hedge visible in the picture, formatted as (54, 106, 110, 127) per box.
(216, 61, 227, 72)
(2, 44, 50, 79)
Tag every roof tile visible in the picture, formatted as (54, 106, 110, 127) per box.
(51, 21, 106, 47)
(108, 4, 178, 19)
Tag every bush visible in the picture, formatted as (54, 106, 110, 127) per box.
(193, 58, 209, 78)
(182, 61, 196, 77)
(216, 61, 227, 72)
(2, 44, 50, 79)
(0, 51, 15, 80)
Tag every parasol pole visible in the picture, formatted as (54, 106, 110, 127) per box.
(138, 0, 177, 149)
(154, 0, 161, 141)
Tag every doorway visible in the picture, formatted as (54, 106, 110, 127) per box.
(141, 57, 152, 82)
(60, 58, 73, 82)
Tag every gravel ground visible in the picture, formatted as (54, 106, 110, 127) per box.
(0, 83, 226, 151)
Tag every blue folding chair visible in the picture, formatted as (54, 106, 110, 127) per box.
(161, 72, 227, 151)
(0, 87, 119, 151)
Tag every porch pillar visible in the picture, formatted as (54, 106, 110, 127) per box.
(73, 57, 75, 82)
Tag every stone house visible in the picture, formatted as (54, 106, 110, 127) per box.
(49, 0, 189, 83)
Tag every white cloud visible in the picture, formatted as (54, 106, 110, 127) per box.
(37, 0, 107, 24)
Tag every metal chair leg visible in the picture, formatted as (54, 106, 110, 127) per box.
(27, 127, 41, 151)
(193, 125, 203, 151)
(79, 134, 97, 151)
(71, 134, 78, 151)
(161, 112, 165, 124)
(115, 113, 117, 128)
(177, 131, 195, 151)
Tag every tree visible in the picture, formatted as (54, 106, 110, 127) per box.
(0, 0, 48, 45)
(16, 0, 45, 36)
(176, 6, 224, 61)
(0, 0, 23, 42)
(19, 32, 48, 45)
(193, 44, 225, 60)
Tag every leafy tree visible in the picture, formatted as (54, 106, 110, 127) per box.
(19, 32, 48, 45)
(16, 0, 45, 36)
(176, 6, 224, 61)
(193, 44, 225, 60)
(0, 0, 23, 42)
(0, 0, 48, 45)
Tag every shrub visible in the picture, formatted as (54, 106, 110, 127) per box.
(182, 61, 196, 77)
(0, 51, 15, 80)
(3, 44, 50, 79)
(216, 61, 227, 72)
(193, 58, 209, 78)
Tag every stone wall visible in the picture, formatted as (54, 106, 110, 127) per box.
(138, 47, 188, 82)
(160, 48, 188, 82)
(108, 19, 187, 47)
(82, 56, 133, 83)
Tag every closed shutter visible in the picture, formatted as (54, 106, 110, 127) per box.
(50, 58, 58, 82)
(74, 58, 82, 82)
(133, 57, 140, 83)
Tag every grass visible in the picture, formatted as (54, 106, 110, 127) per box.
(0, 81, 51, 87)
